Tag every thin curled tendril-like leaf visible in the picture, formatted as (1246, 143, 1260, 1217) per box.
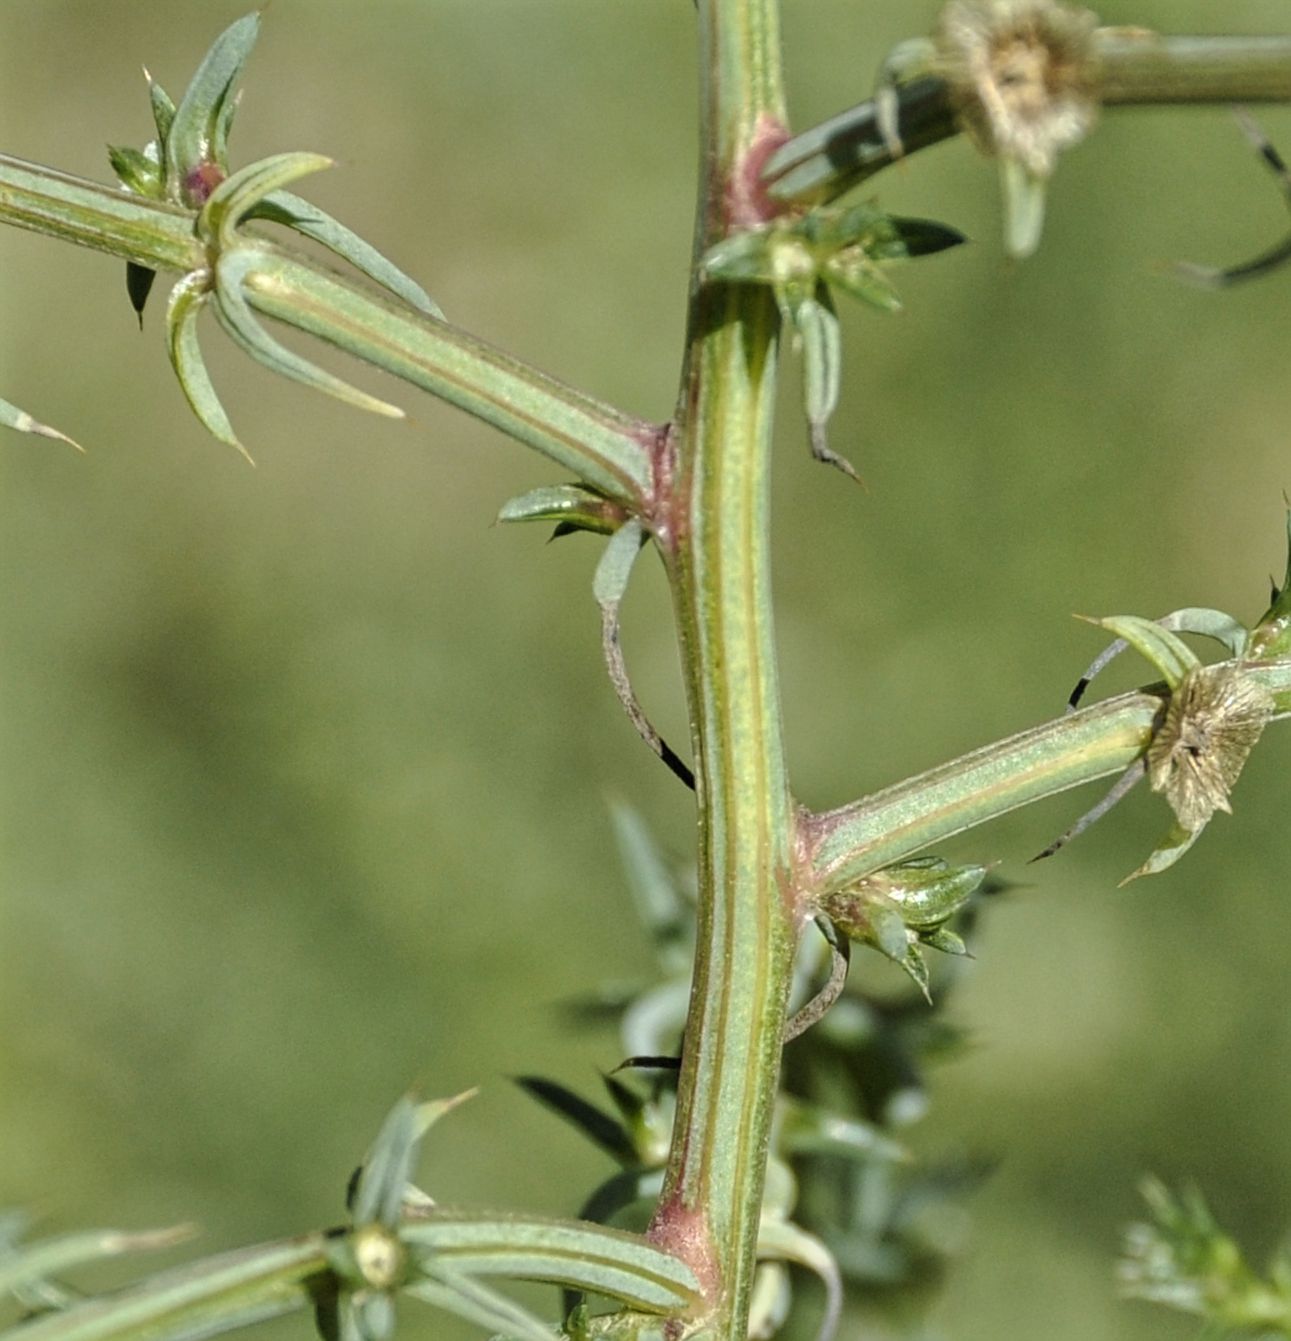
(166, 270, 250, 462)
(594, 521, 696, 789)
(756, 1220, 842, 1341)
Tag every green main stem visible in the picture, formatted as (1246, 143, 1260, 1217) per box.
(648, 1, 797, 1336)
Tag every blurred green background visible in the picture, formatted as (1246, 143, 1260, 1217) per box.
(2, 2, 1289, 1338)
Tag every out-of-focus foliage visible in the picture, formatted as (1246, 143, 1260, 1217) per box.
(2, 4, 1289, 1341)
(1120, 1178, 1291, 1337)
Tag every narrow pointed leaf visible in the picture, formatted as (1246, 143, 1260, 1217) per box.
(497, 485, 626, 538)
(512, 1077, 635, 1164)
(145, 71, 176, 148)
(213, 247, 405, 422)
(215, 91, 242, 165)
(1160, 608, 1251, 658)
(128, 263, 159, 325)
(0, 1227, 191, 1297)
(796, 292, 843, 463)
(578, 1169, 665, 1232)
(1088, 615, 1201, 690)
(247, 192, 440, 316)
(399, 1213, 699, 1313)
(107, 146, 163, 199)
(1250, 508, 1291, 658)
(599, 1074, 651, 1139)
(200, 154, 334, 252)
(351, 1095, 419, 1229)
(890, 216, 967, 257)
(413, 1088, 478, 1140)
(822, 253, 903, 310)
(166, 272, 250, 462)
(0, 394, 82, 451)
(0, 1235, 330, 1341)
(700, 228, 785, 286)
(165, 13, 261, 198)
(1121, 821, 1203, 884)
(406, 1265, 552, 1341)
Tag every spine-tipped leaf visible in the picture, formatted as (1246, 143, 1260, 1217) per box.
(199, 153, 335, 253)
(252, 192, 440, 317)
(165, 272, 250, 462)
(0, 394, 82, 452)
(213, 247, 405, 422)
(165, 13, 261, 201)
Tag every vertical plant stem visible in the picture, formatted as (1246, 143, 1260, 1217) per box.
(649, 2, 798, 1337)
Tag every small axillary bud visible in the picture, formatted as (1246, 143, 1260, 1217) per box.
(351, 1223, 407, 1292)
(933, 0, 1101, 178)
(769, 236, 818, 293)
(1146, 664, 1276, 832)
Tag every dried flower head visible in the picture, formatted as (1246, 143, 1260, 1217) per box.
(934, 0, 1101, 177)
(1145, 664, 1275, 832)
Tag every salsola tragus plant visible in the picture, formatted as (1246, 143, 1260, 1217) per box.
(2, 3, 1291, 1340)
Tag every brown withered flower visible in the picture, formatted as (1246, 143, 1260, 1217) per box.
(934, 0, 1101, 254)
(1145, 664, 1276, 832)
(934, 0, 1100, 175)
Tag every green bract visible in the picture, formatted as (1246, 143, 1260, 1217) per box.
(106, 11, 440, 457)
(702, 204, 962, 473)
(820, 856, 986, 999)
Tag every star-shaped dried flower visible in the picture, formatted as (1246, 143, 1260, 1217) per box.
(1145, 663, 1275, 832)
(934, 0, 1100, 255)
